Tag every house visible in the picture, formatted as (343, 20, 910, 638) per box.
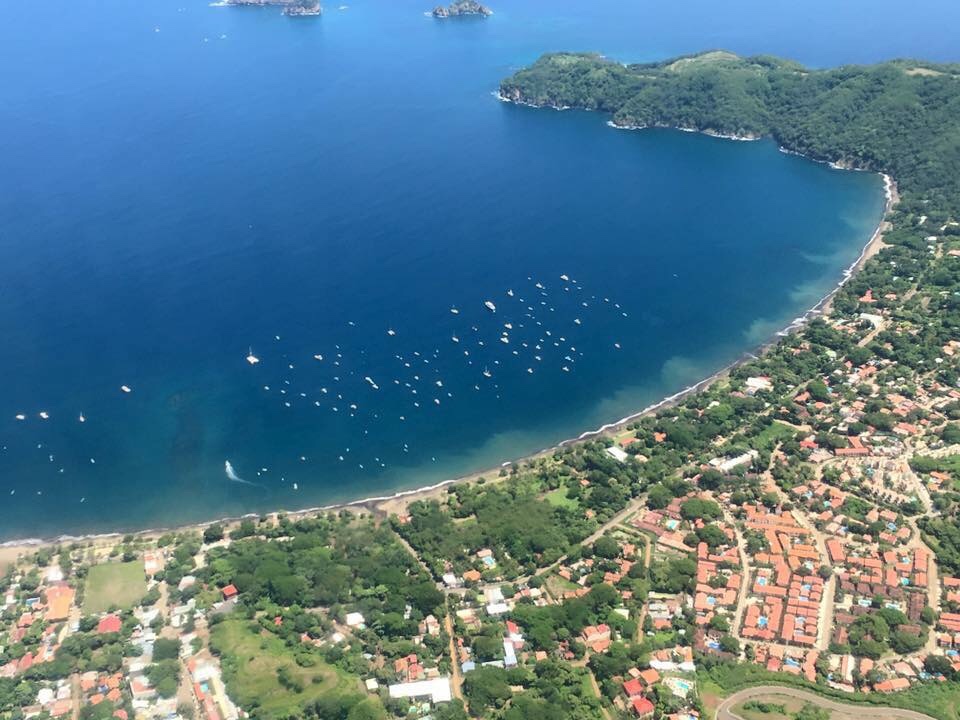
(631, 697, 655, 718)
(221, 584, 238, 600)
(345, 612, 366, 628)
(97, 615, 122, 634)
(580, 624, 611, 652)
(44, 585, 74, 622)
(143, 551, 165, 578)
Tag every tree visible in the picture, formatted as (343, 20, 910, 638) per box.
(593, 536, 620, 559)
(346, 698, 387, 720)
(462, 666, 512, 711)
(152, 638, 180, 661)
(203, 524, 225, 544)
(698, 470, 724, 491)
(718, 635, 740, 654)
(924, 654, 956, 678)
(794, 702, 829, 720)
(680, 498, 721, 521)
(647, 484, 672, 509)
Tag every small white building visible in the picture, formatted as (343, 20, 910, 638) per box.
(345, 612, 366, 628)
(605, 446, 629, 463)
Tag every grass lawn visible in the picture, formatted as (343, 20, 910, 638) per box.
(83, 561, 147, 614)
(698, 679, 726, 719)
(211, 619, 364, 720)
(753, 421, 798, 450)
(732, 697, 800, 720)
(544, 485, 580, 510)
(545, 573, 579, 599)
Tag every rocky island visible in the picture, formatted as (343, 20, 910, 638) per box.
(225, 0, 321, 16)
(432, 0, 492, 18)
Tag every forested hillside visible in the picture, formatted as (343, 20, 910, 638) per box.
(500, 52, 960, 214)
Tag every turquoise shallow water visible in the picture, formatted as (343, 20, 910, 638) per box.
(3, 0, 953, 540)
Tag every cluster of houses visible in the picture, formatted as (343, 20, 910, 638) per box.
(0, 539, 246, 720)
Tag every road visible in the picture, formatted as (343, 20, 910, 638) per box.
(716, 686, 937, 720)
(443, 611, 464, 701)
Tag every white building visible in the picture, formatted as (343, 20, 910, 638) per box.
(388, 677, 452, 704)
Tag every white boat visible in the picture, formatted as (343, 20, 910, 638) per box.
(560, 274, 569, 281)
(500, 336, 509, 344)
(450, 307, 460, 315)
(79, 413, 86, 423)
(507, 289, 514, 297)
(482, 367, 492, 378)
(314, 354, 324, 361)
(246, 347, 260, 365)
(387, 329, 396, 336)
(121, 385, 132, 393)
(39, 411, 49, 420)
(451, 335, 460, 343)
(15, 413, 25, 421)
(484, 300, 496, 312)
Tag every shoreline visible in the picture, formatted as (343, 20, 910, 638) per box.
(0, 133, 897, 560)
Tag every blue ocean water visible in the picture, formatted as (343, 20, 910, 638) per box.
(1, 0, 954, 540)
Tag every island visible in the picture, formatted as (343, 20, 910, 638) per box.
(225, 0, 321, 16)
(5, 50, 960, 720)
(432, 0, 492, 18)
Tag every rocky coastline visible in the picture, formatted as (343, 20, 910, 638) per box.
(225, 0, 321, 16)
(432, 1, 492, 18)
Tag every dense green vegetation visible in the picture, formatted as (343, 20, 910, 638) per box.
(500, 51, 960, 214)
(462, 662, 602, 720)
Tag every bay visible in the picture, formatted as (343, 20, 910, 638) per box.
(3, 0, 953, 539)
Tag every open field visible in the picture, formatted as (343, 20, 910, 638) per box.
(83, 561, 146, 614)
(544, 485, 580, 510)
(210, 619, 363, 720)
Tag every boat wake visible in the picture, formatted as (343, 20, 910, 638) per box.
(224, 460, 260, 487)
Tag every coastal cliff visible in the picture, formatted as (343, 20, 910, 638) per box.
(432, 1, 492, 18)
(226, 0, 321, 16)
(500, 51, 960, 214)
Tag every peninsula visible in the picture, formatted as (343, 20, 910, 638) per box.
(5, 50, 960, 720)
(432, 1, 492, 18)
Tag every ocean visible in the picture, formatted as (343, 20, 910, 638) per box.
(1, 0, 955, 540)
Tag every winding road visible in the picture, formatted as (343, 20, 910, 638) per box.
(716, 686, 937, 720)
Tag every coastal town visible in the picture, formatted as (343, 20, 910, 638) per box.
(5, 203, 960, 720)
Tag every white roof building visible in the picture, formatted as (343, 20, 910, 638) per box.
(605, 446, 629, 463)
(388, 677, 452, 704)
